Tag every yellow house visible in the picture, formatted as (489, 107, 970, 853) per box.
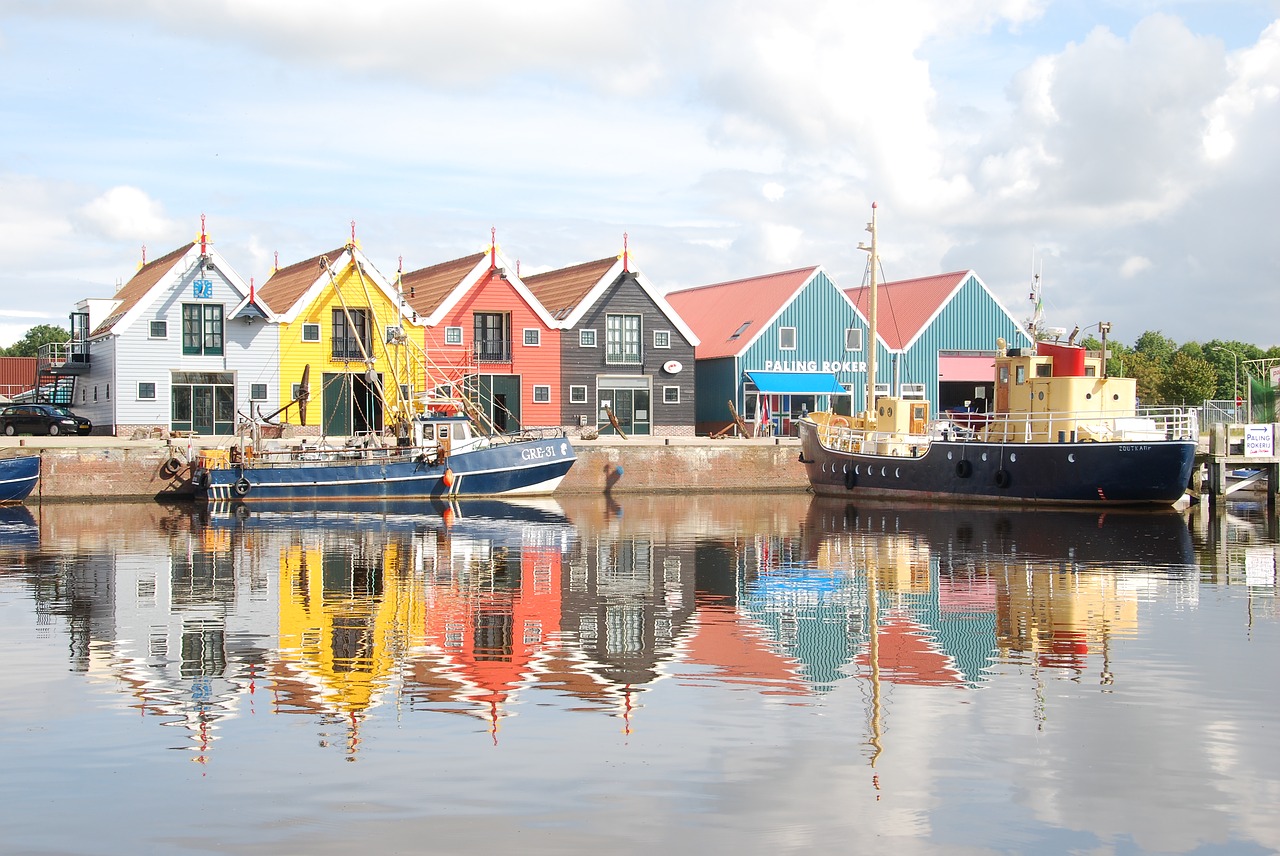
(258, 239, 426, 436)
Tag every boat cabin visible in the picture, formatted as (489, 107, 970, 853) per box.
(413, 413, 487, 456)
(988, 339, 1141, 442)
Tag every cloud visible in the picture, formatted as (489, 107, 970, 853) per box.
(76, 186, 179, 243)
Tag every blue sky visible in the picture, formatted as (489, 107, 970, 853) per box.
(2, 0, 1278, 348)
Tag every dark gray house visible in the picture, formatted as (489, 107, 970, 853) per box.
(524, 254, 699, 437)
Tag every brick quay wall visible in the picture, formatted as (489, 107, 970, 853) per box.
(3, 436, 809, 502)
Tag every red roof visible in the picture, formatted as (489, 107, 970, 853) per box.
(845, 271, 968, 351)
(256, 247, 347, 316)
(93, 243, 194, 335)
(523, 257, 617, 321)
(666, 267, 818, 360)
(401, 253, 487, 316)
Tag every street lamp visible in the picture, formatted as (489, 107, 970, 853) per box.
(1210, 345, 1240, 422)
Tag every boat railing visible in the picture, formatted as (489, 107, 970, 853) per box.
(981, 406, 1198, 444)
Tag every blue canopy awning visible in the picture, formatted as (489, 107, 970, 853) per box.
(745, 371, 846, 395)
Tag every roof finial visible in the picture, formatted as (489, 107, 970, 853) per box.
(623, 232, 630, 272)
(490, 226, 497, 271)
(199, 214, 208, 256)
(273, 250, 279, 274)
(350, 219, 357, 248)
(249, 276, 255, 303)
(140, 244, 146, 268)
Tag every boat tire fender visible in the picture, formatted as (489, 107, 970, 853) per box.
(233, 477, 252, 497)
(955, 460, 973, 478)
(844, 466, 857, 490)
(160, 457, 183, 478)
(994, 469, 1011, 489)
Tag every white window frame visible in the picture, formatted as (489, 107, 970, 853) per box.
(532, 385, 551, 404)
(137, 382, 157, 400)
(653, 330, 671, 349)
(301, 323, 321, 342)
(524, 328, 541, 347)
(569, 385, 588, 404)
(149, 320, 168, 339)
(579, 329, 597, 347)
(845, 328, 863, 351)
(779, 327, 797, 350)
(444, 326, 463, 345)
(663, 385, 680, 404)
(249, 383, 267, 401)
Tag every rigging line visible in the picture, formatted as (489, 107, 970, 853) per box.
(322, 255, 397, 429)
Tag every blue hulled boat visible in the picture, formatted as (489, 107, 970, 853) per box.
(0, 455, 40, 504)
(195, 413, 575, 503)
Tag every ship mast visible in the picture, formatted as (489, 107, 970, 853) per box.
(858, 202, 879, 416)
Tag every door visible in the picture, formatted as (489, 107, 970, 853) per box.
(597, 377, 651, 435)
(192, 387, 215, 435)
(322, 372, 383, 436)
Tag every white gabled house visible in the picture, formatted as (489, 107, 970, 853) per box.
(69, 223, 278, 437)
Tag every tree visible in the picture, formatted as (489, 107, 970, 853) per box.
(1124, 350, 1168, 404)
(2, 324, 70, 357)
(1158, 352, 1218, 406)
(1133, 330, 1176, 362)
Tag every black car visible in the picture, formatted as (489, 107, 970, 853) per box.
(0, 403, 93, 436)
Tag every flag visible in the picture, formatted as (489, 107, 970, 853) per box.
(759, 396, 771, 433)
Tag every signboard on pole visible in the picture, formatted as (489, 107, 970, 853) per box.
(1244, 424, 1274, 457)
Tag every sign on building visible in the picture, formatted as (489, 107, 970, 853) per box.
(1244, 424, 1274, 457)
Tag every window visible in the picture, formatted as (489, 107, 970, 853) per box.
(779, 327, 797, 350)
(250, 383, 267, 401)
(653, 330, 671, 349)
(730, 321, 751, 339)
(474, 312, 510, 362)
(291, 383, 302, 400)
(570, 385, 588, 404)
(444, 326, 463, 345)
(579, 329, 597, 347)
(1035, 363, 1052, 377)
(182, 304, 224, 356)
(523, 328, 541, 347)
(332, 308, 371, 360)
(386, 325, 403, 343)
(663, 385, 680, 404)
(138, 382, 156, 400)
(301, 323, 321, 342)
(845, 328, 863, 351)
(149, 321, 168, 339)
(533, 385, 551, 404)
(1015, 365, 1026, 384)
(606, 313, 642, 364)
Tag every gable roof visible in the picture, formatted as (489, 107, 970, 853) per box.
(92, 241, 260, 337)
(400, 253, 487, 318)
(524, 257, 699, 344)
(401, 246, 558, 329)
(92, 243, 193, 336)
(259, 244, 407, 325)
(845, 271, 971, 351)
(666, 266, 826, 360)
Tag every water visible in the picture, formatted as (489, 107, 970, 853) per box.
(1, 495, 1277, 855)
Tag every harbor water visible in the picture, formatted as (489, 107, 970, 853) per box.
(1, 494, 1277, 854)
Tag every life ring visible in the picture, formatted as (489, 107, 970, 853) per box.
(233, 477, 252, 497)
(994, 469, 1011, 489)
(160, 457, 182, 478)
(830, 415, 851, 429)
(955, 460, 973, 478)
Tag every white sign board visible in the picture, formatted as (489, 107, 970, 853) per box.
(1244, 424, 1274, 457)
(1271, 365, 1280, 387)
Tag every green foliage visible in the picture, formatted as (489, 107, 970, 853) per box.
(2, 324, 70, 357)
(1157, 352, 1218, 405)
(1133, 330, 1176, 362)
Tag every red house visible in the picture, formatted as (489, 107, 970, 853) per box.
(401, 237, 561, 432)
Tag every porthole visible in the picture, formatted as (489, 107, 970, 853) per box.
(843, 463, 849, 474)
(1113, 394, 1120, 401)
(1009, 453, 1017, 463)
(880, 466, 887, 477)
(1037, 391, 1044, 400)
(981, 452, 989, 462)
(894, 467, 900, 478)
(1086, 393, 1092, 400)
(947, 451, 954, 460)
(855, 465, 861, 475)
(1068, 453, 1076, 463)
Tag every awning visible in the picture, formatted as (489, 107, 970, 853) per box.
(745, 371, 846, 395)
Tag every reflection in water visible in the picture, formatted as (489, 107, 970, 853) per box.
(1, 494, 1277, 854)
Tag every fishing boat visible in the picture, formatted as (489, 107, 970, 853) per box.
(0, 455, 40, 504)
(195, 409, 575, 503)
(796, 205, 1198, 506)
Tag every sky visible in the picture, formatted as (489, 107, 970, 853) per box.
(1, 0, 1278, 349)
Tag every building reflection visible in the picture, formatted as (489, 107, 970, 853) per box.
(3, 493, 1222, 759)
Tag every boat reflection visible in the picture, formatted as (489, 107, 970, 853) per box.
(0, 505, 39, 551)
(5, 493, 1207, 761)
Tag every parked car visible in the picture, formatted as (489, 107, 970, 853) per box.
(0, 403, 93, 436)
